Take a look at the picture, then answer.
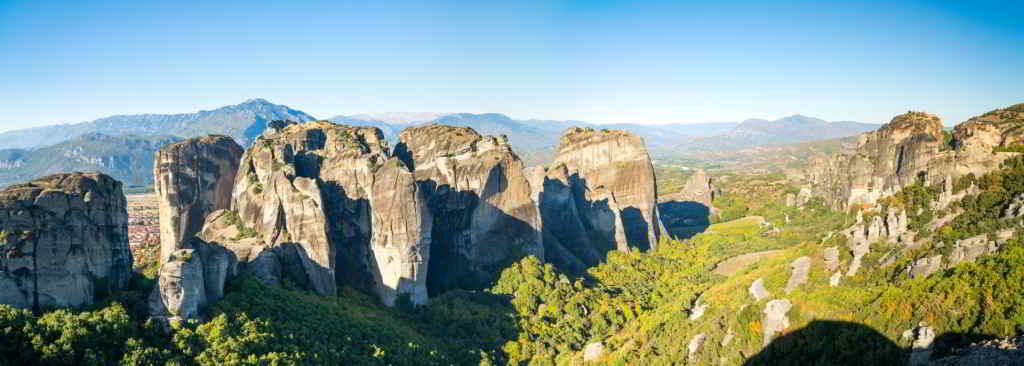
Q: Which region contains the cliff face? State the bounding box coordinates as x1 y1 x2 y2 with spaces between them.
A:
152 121 433 311
395 124 542 295
810 112 947 209
534 127 663 274
659 169 715 239
231 120 430 299
810 105 1024 210
154 135 242 263
0 172 131 309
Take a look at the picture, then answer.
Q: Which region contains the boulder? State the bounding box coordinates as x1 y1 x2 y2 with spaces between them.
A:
785 256 811 293
829 272 842 287
395 125 542 294
688 298 708 321
763 299 793 346
688 333 707 360
583 341 604 362
535 127 663 274
154 135 242 263
749 278 770 301
823 246 840 272
0 172 131 309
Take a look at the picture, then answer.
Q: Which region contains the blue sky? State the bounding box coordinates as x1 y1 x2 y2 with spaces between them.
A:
0 0 1021 131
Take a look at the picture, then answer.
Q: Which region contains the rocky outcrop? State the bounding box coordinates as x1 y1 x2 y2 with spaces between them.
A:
908 255 944 278
688 333 707 360
784 256 810 293
155 135 242 263
583 342 605 362
232 121 396 296
149 248 206 322
949 234 1001 266
749 278 770 301
534 127 663 274
823 246 840 272
395 124 541 294
368 159 432 306
929 336 1024 365
843 208 910 275
659 169 714 239
0 172 131 309
149 120 436 308
810 112 947 209
903 323 936 366
763 299 793 346
810 105 1024 210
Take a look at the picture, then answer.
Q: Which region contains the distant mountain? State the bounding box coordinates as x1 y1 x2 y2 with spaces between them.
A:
682 115 877 152
0 133 181 188
330 113 738 164
0 99 315 150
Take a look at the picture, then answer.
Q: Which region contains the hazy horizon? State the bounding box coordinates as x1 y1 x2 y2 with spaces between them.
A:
1 1 1021 132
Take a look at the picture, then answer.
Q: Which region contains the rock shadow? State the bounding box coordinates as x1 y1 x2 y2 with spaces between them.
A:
317 180 376 293
538 173 659 276
744 320 905 366
417 178 542 297
657 200 711 239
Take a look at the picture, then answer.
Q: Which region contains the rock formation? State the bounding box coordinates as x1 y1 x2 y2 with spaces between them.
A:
823 246 840 272
368 158 432 306
810 105 1024 210
784 256 810 293
152 122 435 309
154 135 242 263
395 124 541 294
149 248 206 322
749 278 770 301
659 169 715 239
843 208 910 275
0 172 132 309
762 299 793 346
533 127 663 275
688 333 707 360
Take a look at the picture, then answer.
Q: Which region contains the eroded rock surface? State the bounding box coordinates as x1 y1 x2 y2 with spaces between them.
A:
810 105 1024 210
155 135 242 263
785 256 811 293
369 158 432 306
749 278 770 301
535 127 663 274
763 299 793 346
659 169 714 239
396 124 542 294
149 248 206 322
0 172 131 309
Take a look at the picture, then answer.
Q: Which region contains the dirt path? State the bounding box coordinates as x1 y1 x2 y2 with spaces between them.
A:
712 249 785 277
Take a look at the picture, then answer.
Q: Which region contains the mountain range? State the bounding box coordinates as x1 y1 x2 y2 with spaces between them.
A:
0 99 877 187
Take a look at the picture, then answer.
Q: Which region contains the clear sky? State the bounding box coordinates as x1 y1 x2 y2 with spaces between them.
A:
0 0 1021 131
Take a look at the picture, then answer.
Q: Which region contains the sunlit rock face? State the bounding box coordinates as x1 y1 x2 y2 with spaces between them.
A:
154 135 242 263
0 172 131 309
532 127 664 275
369 158 432 306
395 124 542 295
810 104 1024 210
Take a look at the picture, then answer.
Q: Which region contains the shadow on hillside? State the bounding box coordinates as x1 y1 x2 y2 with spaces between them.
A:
657 200 710 239
744 320 906 366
